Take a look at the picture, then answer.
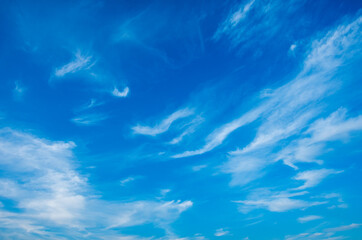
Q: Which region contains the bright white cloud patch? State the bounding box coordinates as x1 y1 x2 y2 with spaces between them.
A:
0 128 86 227
112 86 130 97
0 128 192 238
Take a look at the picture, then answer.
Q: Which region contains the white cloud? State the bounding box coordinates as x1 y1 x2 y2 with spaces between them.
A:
71 113 108 125
214 228 230 237
0 128 86 227
278 108 362 168
213 0 305 49
132 108 194 136
0 128 193 238
13 81 26 100
222 155 266 186
106 200 193 229
285 232 345 240
168 116 204 145
307 108 362 143
228 0 255 27
235 189 325 213
191 164 207 172
76 98 104 112
120 176 137 186
325 223 362 232
113 86 130 98
297 215 323 223
54 51 94 77
172 106 264 158
285 223 361 240
174 16 362 163
293 169 342 190
290 44 297 51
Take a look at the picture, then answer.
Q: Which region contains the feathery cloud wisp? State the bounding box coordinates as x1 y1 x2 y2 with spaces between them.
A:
293 169 342 190
54 51 94 78
214 228 230 237
174 15 362 170
0 128 193 238
71 113 108 125
297 215 323 223
235 189 325 213
132 108 193 136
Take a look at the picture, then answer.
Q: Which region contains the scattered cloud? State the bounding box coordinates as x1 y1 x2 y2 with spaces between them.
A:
120 176 138 186
293 169 342 190
175 15 362 163
289 44 298 56
71 113 108 125
13 81 26 100
325 223 362 232
235 189 325 213
168 115 204 145
76 98 104 112
214 228 230 237
191 164 208 172
112 86 130 98
132 108 193 136
297 215 323 223
54 51 95 78
285 232 344 240
278 108 362 168
286 223 361 240
172 106 264 158
0 128 193 238
213 0 306 49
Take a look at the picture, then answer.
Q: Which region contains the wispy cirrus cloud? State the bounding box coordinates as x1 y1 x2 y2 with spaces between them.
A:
132 108 194 136
277 108 362 168
54 51 95 78
285 223 361 240
214 228 230 237
285 232 345 240
173 16 362 193
235 189 325 213
0 128 192 239
71 113 108 126
297 215 323 223
213 0 306 49
293 169 342 190
325 223 362 232
168 115 204 145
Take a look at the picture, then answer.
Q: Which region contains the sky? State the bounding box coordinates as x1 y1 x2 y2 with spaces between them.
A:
0 0 362 239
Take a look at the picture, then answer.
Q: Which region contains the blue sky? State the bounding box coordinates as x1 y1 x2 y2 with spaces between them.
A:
0 0 362 239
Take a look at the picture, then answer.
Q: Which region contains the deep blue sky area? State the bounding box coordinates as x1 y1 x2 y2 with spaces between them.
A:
0 0 362 239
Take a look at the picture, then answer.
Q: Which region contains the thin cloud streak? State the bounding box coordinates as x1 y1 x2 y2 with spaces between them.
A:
54 51 95 78
173 16 362 165
297 215 323 223
0 128 193 238
132 108 194 136
71 113 108 126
